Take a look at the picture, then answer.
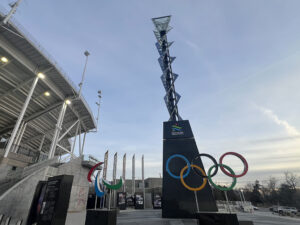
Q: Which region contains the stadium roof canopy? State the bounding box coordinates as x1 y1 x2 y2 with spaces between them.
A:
0 9 96 156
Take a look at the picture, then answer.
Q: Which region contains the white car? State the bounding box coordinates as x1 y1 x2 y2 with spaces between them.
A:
274 206 297 215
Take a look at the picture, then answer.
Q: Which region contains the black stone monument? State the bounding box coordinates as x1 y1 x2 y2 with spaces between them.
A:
27 175 74 225
162 120 217 218
85 209 117 225
196 212 239 225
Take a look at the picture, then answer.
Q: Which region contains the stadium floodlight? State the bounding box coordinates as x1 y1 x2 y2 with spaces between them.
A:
44 91 50 97
1 57 8 63
65 99 71 105
37 72 45 79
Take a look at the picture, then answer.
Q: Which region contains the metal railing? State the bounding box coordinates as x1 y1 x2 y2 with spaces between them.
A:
13 144 39 162
216 200 254 213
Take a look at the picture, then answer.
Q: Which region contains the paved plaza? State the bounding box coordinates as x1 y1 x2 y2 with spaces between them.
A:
117 209 300 225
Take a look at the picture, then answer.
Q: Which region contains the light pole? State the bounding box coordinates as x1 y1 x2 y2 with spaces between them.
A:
95 90 102 131
241 189 246 203
2 0 23 25
142 155 145 209
78 51 90 97
239 189 243 203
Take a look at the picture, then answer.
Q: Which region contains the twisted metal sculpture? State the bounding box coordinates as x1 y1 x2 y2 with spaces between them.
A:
152 16 182 121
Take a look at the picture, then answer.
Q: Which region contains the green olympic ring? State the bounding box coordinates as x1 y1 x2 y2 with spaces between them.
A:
207 163 237 191
103 177 123 190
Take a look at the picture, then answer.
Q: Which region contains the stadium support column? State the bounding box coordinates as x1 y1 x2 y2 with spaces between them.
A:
48 101 68 159
38 134 46 152
11 121 24 153
81 132 87 155
4 75 40 158
14 122 27 152
71 122 80 156
78 124 82 155
12 121 24 147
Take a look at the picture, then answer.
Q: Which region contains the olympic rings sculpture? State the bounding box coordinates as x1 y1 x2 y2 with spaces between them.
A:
87 162 124 197
166 152 248 192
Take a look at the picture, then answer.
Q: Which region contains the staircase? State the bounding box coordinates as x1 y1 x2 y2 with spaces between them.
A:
0 156 59 196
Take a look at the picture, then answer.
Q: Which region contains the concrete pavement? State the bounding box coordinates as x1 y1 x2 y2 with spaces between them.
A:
117 209 300 225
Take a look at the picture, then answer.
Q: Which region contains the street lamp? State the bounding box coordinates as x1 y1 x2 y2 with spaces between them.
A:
78 50 90 97
95 90 102 131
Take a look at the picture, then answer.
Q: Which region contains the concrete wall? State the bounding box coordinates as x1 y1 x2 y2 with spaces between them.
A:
145 193 152 209
56 156 90 225
0 156 93 225
117 178 162 195
0 166 49 224
0 157 59 195
0 150 33 167
145 178 162 189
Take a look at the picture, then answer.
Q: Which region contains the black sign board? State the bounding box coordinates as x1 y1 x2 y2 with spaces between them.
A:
153 194 162 209
134 193 144 209
117 192 126 210
28 175 73 225
39 178 61 223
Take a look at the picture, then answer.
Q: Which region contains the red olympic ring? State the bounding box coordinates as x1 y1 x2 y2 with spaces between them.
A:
219 152 248 178
87 162 103 182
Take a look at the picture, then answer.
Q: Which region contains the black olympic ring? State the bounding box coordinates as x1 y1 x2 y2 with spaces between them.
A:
191 153 218 178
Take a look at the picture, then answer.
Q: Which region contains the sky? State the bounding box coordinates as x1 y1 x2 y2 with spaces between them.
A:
2 0 300 187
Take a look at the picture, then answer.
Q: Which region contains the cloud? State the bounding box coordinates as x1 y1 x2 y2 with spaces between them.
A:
258 106 300 136
185 40 199 50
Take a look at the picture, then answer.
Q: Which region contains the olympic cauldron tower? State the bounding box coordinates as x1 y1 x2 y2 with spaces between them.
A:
152 16 218 218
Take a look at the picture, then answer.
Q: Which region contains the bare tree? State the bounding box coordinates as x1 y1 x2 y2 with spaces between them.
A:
284 171 298 190
267 177 277 191
245 182 253 192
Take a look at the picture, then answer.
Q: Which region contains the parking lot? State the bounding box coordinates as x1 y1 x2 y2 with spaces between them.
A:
237 211 300 225
117 209 300 225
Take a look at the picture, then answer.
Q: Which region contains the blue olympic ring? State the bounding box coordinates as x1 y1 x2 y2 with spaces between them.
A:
95 173 105 197
166 154 191 179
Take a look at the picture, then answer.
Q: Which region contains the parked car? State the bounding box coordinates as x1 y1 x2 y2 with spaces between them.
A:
284 207 297 215
273 206 297 216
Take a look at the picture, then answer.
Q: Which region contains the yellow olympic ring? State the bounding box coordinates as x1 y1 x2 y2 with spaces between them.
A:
180 164 208 191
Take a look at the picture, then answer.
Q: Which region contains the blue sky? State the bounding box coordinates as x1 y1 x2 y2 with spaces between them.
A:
2 0 300 186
